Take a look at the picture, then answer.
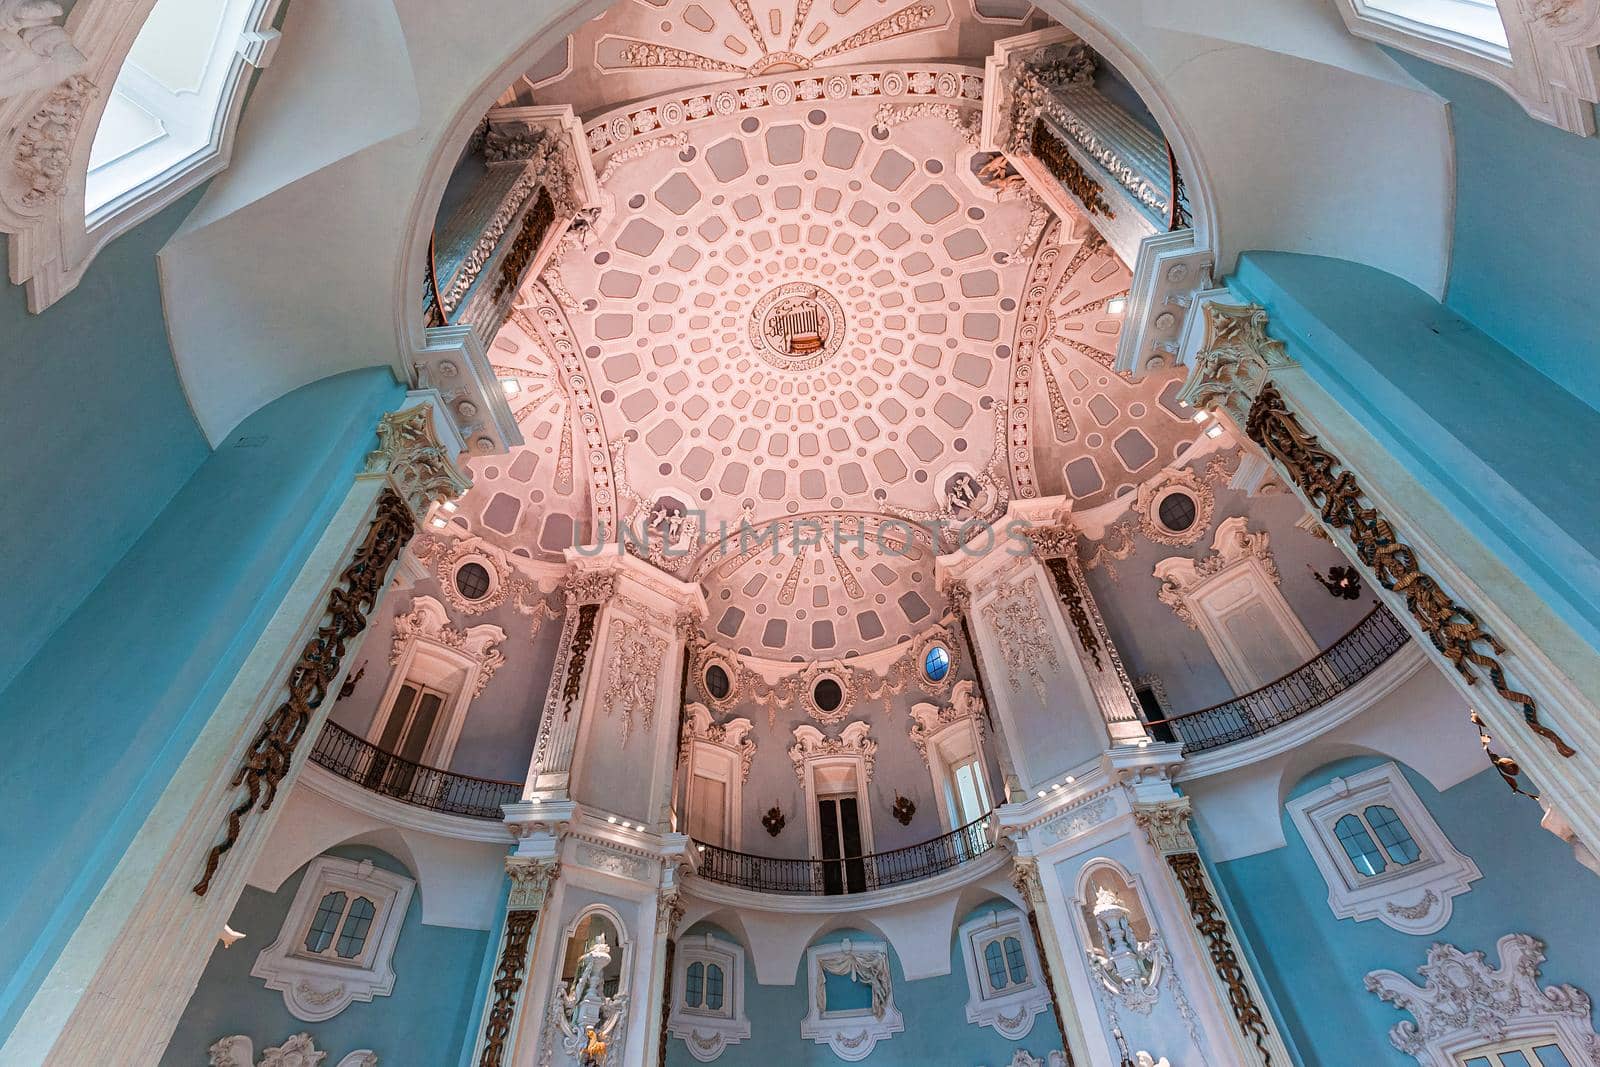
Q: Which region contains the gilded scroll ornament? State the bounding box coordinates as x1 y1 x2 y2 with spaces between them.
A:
1030 119 1114 219
1166 852 1275 1065
1244 381 1576 760
480 909 539 1067
194 489 415 895
562 603 599 720
1044 557 1104 671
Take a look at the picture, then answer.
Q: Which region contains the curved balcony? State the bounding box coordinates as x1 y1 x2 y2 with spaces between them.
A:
309 720 521 819
693 815 995 896
1145 603 1412 753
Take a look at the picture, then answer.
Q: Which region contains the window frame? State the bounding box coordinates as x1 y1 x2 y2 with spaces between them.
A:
1457 1036 1577 1067
678 703 754 851
250 855 415 1021
956 908 1049 1040
667 933 751 1062
1288 761 1480 934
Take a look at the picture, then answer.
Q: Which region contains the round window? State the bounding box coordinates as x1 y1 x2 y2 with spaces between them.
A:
813 677 844 713
923 644 951 682
1157 492 1198 533
705 663 731 701
455 562 491 600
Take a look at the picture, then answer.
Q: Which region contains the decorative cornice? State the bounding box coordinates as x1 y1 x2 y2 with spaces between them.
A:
907 679 986 768
790 721 877 784
391 595 507 698
365 403 472 523
680 703 756 782
1153 516 1278 629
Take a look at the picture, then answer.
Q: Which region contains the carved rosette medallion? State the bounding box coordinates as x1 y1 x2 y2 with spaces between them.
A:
749 282 845 371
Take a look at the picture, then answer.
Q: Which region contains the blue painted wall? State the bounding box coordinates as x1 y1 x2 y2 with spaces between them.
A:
0 365 402 1041
1228 251 1600 655
0 190 212 691
665 913 1063 1067
1212 759 1600 1066
1381 51 1600 413
161 846 487 1066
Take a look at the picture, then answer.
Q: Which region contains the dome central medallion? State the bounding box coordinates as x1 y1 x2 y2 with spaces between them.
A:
749 282 845 371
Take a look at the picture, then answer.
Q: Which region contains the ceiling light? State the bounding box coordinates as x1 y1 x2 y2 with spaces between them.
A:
607 815 617 824
1192 410 1210 423
1052 782 1063 791
500 377 521 396
429 516 448 528
1037 790 1047 799
1107 295 1127 315
441 500 457 512
1205 422 1225 438
1065 776 1075 784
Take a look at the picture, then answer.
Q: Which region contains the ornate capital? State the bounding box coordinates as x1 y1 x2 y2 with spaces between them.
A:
1132 798 1196 855
1010 856 1044 906
656 889 686 938
505 857 559 911
1023 522 1076 560
565 567 617 606
366 403 471 523
1176 302 1294 424
944 578 973 616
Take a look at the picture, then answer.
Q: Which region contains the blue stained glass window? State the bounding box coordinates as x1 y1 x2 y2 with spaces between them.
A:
685 961 704 1007
335 896 375 959
706 963 725 1010
1535 1044 1573 1067
1365 804 1421 865
984 940 1009 990
1003 936 1027 984
305 891 346 954
924 644 951 682
1334 814 1387 877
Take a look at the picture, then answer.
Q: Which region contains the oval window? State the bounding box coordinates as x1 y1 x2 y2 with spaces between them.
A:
705 663 731 700
455 562 492 600
923 644 951 682
1157 492 1197 533
813 677 844 713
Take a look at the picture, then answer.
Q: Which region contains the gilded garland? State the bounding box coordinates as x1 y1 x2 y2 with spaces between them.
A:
194 489 415 895
480 909 539 1067
1166 853 1275 1065
1244 381 1576 760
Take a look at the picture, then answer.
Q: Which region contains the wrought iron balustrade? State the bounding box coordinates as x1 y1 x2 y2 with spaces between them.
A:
310 719 521 819
693 815 994 895
1145 604 1411 753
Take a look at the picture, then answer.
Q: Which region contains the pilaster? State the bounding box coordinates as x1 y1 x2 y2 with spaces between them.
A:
471 858 561 1067
1179 298 1600 860
1130 795 1293 1067
937 497 1144 797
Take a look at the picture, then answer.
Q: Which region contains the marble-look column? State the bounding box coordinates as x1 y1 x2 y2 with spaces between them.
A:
3 394 473 1067
1178 299 1600 864
938 497 1149 799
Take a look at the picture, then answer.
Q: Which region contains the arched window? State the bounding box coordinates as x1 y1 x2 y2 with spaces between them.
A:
984 940 1009 990
1003 936 1027 985
1334 813 1387 877
79 0 284 250
704 963 725 1011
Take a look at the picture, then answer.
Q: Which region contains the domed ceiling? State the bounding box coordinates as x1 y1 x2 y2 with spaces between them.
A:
436 0 1208 663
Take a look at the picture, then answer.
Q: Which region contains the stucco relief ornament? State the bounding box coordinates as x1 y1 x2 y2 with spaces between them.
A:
680 702 757 781
365 404 472 522
977 1051 1069 1067
390 596 507 697
505 857 559 911
790 721 877 784
549 935 628 1067
10 73 93 210
1153 516 1279 629
1131 799 1196 854
601 617 667 742
208 1033 377 1067
0 0 83 97
981 578 1060 701
1365 934 1600 1065
907 679 986 768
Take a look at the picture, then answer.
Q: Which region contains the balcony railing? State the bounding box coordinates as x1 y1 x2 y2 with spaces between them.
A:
310 719 522 819
694 815 994 896
1145 604 1411 753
